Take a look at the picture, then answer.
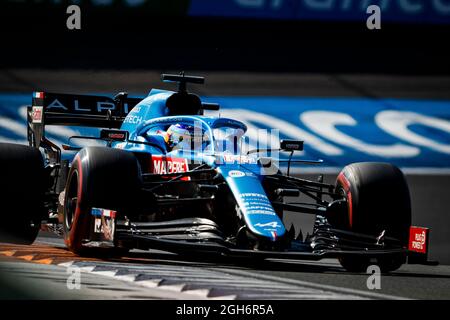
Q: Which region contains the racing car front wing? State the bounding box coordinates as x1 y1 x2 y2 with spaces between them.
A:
110 218 435 265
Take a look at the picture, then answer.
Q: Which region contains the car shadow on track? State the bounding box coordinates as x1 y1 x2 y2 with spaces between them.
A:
32 235 449 280
95 250 349 274
95 250 450 280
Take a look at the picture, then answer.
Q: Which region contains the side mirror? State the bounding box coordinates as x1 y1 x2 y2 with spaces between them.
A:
62 144 82 151
201 102 220 111
100 129 128 142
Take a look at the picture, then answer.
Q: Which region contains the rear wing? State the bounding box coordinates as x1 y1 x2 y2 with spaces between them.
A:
27 91 143 148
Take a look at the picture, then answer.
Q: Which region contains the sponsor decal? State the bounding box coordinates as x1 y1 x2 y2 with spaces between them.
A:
46 99 116 113
255 221 281 235
100 129 128 141
47 99 68 110
408 226 429 254
33 92 44 99
240 193 277 215
228 170 245 178
254 221 280 228
94 218 103 233
91 208 116 241
108 133 125 139
151 155 189 174
31 106 43 123
124 115 143 124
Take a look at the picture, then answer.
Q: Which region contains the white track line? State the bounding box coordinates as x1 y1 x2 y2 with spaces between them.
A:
54 260 377 300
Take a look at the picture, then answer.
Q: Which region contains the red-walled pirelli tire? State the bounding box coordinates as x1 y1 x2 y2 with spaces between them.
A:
335 162 411 273
0 143 45 244
63 147 142 255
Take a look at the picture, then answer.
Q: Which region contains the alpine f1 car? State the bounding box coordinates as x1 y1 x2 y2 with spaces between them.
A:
0 73 433 272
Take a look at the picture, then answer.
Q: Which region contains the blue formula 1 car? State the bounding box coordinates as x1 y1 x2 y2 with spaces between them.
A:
0 73 433 272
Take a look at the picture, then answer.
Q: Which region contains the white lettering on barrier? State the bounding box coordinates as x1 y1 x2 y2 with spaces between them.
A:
3 101 450 163
222 109 343 156
300 111 420 157
376 111 450 155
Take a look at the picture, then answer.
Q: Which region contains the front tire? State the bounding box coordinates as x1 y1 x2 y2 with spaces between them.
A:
63 147 141 254
335 162 411 273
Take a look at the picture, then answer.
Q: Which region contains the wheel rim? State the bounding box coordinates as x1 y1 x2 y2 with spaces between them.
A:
65 170 79 231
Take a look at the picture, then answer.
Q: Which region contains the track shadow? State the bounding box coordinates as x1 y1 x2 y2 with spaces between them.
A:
92 250 450 280
99 250 345 274
29 236 450 280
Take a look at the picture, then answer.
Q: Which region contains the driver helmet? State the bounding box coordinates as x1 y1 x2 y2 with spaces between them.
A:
167 123 195 150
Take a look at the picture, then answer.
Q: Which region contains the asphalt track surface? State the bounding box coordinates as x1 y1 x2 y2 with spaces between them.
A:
1 232 450 300
0 70 449 299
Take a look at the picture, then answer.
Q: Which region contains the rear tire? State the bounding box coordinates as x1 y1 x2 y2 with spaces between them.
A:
334 162 411 273
63 147 141 255
0 143 45 244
